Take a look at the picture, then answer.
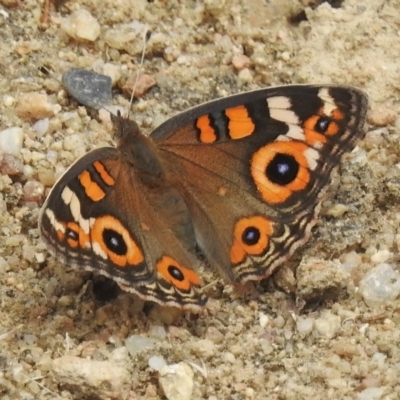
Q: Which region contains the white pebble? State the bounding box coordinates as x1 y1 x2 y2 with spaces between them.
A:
63 134 85 152
222 352 236 364
148 325 167 340
3 95 15 107
370 250 391 264
32 118 49 137
23 164 34 178
61 9 100 42
125 335 156 357
0 127 24 155
359 263 400 308
238 68 253 83
259 313 269 328
148 355 167 371
111 346 129 362
296 317 314 336
159 362 194 400
371 352 386 367
315 312 341 339
357 387 384 400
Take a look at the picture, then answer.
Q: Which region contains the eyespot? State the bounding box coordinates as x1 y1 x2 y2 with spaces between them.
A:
230 216 273 264
102 228 127 255
251 141 315 204
156 256 200 291
266 153 299 186
315 116 330 133
91 215 144 267
61 221 90 249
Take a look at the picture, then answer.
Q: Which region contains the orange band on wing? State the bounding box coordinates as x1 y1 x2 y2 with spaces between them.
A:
251 141 311 204
325 121 340 136
93 161 115 186
230 216 273 264
225 105 255 139
157 256 200 291
332 108 344 121
196 115 217 143
79 170 106 202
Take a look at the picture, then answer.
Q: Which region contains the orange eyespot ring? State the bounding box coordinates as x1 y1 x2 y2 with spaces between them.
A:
91 215 144 267
230 216 273 264
251 141 312 204
157 256 200 291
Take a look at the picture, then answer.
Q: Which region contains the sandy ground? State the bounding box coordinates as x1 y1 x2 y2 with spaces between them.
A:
0 0 400 399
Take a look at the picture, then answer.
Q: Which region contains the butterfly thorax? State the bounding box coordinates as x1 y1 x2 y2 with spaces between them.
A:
113 116 166 188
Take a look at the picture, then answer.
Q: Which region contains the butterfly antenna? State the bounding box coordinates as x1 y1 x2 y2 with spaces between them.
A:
127 29 152 119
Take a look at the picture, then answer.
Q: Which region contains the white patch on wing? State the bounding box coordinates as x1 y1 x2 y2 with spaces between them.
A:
92 242 108 259
267 96 292 110
304 147 319 170
61 186 90 234
45 209 65 233
269 108 300 125
318 88 336 116
285 124 305 140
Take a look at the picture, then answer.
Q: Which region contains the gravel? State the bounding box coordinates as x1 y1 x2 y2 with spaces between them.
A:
0 0 400 399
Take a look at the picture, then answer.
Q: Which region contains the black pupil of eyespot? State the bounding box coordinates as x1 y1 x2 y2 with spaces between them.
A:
266 153 299 185
168 265 184 281
316 116 330 133
66 228 78 241
103 229 127 255
242 226 260 246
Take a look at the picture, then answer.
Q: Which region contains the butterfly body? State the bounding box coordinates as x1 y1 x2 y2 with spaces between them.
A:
39 85 368 310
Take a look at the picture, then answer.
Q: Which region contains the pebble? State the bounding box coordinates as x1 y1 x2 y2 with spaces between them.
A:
359 263 400 307
0 154 24 175
367 106 397 126
125 335 156 357
297 258 348 301
205 326 224 344
23 180 45 203
102 63 121 85
104 26 136 50
122 73 157 98
222 352 236 364
190 339 216 359
37 168 56 187
258 313 270 328
62 68 112 109
148 324 167 340
0 127 24 155
357 387 384 400
237 68 253 83
232 54 251 70
63 134 85 152
148 355 167 371
16 93 57 121
159 362 194 400
52 356 131 399
314 312 341 339
32 118 49 137
370 250 391 264
296 316 314 336
61 9 100 42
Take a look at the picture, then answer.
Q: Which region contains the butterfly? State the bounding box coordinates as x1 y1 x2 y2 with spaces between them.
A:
39 85 368 311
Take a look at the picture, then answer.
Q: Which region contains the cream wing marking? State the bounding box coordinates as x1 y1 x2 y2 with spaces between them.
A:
61 186 90 235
